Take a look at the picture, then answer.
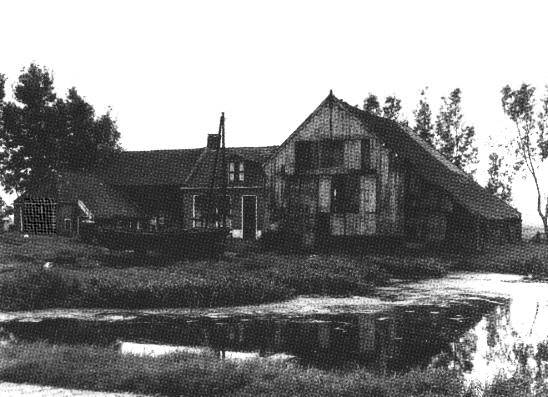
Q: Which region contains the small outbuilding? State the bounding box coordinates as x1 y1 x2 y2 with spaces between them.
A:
14 171 139 236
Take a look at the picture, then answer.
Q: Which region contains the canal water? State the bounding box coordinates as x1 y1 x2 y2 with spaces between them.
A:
1 272 548 389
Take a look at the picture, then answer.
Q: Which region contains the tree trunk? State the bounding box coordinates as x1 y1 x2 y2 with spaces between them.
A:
544 198 548 237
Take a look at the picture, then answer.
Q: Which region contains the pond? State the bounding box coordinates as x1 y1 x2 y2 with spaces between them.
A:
1 272 548 389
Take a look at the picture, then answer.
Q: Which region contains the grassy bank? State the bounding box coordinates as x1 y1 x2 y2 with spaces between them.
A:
0 233 449 311
0 342 467 397
459 242 548 277
1 232 547 311
1 342 541 396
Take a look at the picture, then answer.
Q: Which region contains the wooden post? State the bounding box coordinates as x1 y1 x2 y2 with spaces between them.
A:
19 206 23 232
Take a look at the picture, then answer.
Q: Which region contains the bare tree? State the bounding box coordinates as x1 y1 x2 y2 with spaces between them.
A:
501 83 548 234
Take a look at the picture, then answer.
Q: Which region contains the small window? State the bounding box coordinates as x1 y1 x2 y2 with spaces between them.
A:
228 161 244 183
64 218 72 232
239 162 245 182
229 162 235 182
331 175 359 214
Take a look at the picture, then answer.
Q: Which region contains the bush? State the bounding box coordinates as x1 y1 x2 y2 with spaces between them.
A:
0 268 80 310
372 256 448 279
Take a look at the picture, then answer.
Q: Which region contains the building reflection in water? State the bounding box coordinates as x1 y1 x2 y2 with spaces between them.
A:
5 292 548 391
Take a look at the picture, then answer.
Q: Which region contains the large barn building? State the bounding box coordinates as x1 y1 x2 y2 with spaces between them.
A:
14 92 521 250
263 92 521 250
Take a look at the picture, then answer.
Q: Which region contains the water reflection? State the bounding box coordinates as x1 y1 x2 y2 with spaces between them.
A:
4 275 548 390
443 299 548 394
0 298 502 372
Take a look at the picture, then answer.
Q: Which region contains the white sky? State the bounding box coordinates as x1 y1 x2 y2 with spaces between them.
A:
1 0 547 226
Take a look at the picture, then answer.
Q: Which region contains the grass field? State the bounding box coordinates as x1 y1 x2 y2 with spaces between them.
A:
0 233 448 311
1 232 547 311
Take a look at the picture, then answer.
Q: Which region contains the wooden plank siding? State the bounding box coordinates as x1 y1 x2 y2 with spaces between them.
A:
265 94 521 250
264 96 406 246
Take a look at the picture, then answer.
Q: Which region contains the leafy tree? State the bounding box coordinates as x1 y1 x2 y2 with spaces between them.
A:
363 94 382 116
0 64 59 192
56 88 121 171
413 88 434 145
434 88 478 173
383 95 409 128
382 96 402 121
364 93 408 127
501 83 548 234
0 194 11 218
0 64 121 193
486 149 514 204
0 73 5 103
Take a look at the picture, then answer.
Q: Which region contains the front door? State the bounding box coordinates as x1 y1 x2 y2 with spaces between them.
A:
242 195 257 240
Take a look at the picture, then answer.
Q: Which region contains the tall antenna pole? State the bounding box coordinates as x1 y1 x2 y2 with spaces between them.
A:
207 113 226 228
220 113 227 228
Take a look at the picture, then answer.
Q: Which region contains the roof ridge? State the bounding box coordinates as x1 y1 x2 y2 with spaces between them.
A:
266 92 335 162
333 96 471 178
119 146 278 155
120 148 204 154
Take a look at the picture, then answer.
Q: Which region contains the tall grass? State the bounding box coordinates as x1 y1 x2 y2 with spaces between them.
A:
0 342 467 397
459 242 548 277
0 233 453 311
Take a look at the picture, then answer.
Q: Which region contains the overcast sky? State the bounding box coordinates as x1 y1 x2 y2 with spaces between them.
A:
1 0 548 225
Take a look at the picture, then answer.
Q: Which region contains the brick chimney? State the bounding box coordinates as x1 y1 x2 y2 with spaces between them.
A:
207 134 220 150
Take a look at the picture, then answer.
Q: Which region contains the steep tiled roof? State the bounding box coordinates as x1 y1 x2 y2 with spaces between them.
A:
16 171 139 219
99 146 277 187
332 95 521 220
99 149 204 186
185 146 278 188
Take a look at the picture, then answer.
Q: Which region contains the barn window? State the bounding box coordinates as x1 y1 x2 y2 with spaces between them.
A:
331 175 359 213
296 140 345 171
319 140 344 168
361 139 371 170
295 141 317 171
229 161 245 183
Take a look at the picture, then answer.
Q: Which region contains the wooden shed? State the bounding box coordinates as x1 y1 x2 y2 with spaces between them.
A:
14 171 140 236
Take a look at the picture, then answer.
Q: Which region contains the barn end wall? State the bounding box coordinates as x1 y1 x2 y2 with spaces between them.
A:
264 98 405 247
264 97 521 251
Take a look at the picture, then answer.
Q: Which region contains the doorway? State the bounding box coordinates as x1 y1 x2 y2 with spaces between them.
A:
242 195 257 240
